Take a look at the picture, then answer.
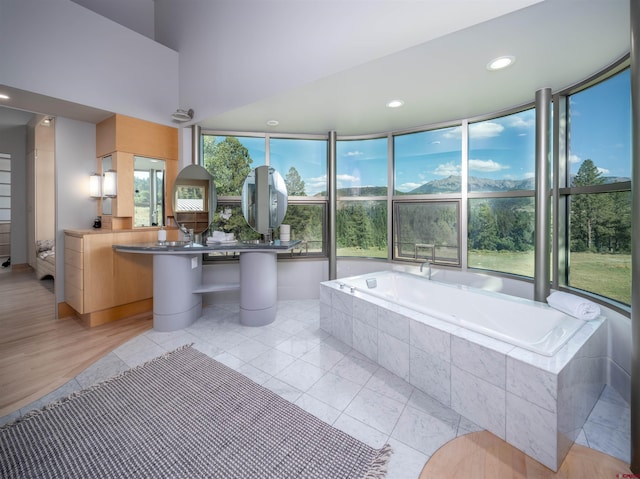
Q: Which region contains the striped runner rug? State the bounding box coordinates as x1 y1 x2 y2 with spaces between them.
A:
1 345 392 478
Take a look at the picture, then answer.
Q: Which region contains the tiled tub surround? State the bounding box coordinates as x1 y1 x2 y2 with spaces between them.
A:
320 276 607 471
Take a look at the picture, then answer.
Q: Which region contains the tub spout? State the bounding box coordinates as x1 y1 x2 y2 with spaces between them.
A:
420 260 432 280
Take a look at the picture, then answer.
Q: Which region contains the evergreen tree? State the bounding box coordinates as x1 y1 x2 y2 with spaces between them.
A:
285 167 306 196
203 136 253 196
570 159 605 252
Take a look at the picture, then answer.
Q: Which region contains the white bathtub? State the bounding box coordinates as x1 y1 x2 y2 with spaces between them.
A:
340 270 585 356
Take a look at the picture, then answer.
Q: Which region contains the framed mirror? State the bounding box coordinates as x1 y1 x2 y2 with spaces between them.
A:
134 156 165 227
172 164 217 234
241 165 287 235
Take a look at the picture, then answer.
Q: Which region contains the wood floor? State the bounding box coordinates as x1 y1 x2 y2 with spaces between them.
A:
0 267 152 417
420 431 632 479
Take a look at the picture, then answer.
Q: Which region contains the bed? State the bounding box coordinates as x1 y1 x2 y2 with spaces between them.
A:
35 239 55 280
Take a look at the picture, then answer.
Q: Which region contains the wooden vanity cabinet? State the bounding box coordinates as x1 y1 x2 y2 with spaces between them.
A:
64 229 160 327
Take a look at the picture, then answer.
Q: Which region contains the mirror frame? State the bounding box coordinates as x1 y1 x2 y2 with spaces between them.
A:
241 165 288 235
172 164 217 235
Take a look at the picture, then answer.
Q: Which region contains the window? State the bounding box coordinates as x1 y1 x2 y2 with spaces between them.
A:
202 134 328 257
467 109 536 277
394 201 459 264
337 138 387 257
468 109 535 192
467 197 534 277
394 127 462 194
565 68 631 305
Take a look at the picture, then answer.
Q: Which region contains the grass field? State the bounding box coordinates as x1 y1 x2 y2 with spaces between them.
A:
339 247 631 305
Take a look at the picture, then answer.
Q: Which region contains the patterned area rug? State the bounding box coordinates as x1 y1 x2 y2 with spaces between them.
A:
1 345 392 478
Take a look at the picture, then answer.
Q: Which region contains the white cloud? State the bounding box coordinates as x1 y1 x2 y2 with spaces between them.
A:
442 126 462 139
469 122 504 138
523 171 535 179
344 150 363 157
469 159 510 172
337 173 359 183
508 116 534 129
597 167 610 175
433 162 461 176
569 154 581 164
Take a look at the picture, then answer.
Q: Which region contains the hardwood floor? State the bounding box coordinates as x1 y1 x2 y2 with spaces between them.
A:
0 267 151 417
420 431 632 479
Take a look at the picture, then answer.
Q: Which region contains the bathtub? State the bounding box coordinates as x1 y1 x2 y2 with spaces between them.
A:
320 270 606 471
339 270 584 356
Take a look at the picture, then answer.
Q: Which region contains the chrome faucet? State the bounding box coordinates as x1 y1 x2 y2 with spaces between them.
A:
420 259 432 280
179 224 193 245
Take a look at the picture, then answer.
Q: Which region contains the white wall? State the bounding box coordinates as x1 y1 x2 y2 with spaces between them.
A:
54 117 97 305
0 0 179 127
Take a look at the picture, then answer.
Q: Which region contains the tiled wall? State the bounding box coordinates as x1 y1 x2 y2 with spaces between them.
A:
320 280 607 471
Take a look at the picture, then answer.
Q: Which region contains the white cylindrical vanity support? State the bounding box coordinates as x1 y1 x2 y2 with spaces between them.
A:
153 254 202 331
240 251 277 326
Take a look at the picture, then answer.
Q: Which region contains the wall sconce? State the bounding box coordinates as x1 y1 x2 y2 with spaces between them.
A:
103 169 117 197
89 173 102 198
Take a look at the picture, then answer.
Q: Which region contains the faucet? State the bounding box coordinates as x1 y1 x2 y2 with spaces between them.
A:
420 259 432 280
179 224 193 245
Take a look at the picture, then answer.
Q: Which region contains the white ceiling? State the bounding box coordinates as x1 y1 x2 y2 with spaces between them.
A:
0 0 631 136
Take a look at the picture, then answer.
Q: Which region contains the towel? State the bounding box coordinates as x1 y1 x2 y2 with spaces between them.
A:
546 291 601 320
207 231 226 243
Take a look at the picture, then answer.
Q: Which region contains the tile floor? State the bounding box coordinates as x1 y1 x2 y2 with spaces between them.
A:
1 299 631 478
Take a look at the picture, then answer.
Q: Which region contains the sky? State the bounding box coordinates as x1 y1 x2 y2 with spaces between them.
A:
236 68 631 196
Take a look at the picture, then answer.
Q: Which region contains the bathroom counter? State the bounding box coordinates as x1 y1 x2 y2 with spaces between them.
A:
113 239 300 254
113 240 301 331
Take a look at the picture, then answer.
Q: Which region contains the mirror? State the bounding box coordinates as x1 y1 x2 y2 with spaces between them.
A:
241 166 288 235
134 156 165 227
172 164 217 234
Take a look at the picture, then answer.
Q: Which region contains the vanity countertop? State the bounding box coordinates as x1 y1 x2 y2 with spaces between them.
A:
113 239 301 254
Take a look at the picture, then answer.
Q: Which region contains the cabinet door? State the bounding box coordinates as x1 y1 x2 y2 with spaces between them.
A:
64 235 84 313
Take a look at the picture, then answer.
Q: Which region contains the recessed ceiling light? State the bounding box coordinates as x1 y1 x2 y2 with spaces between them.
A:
266 120 279 126
0 93 9 100
386 100 404 108
487 56 515 71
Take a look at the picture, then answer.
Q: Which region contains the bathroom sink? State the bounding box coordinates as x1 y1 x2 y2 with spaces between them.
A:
157 240 190 247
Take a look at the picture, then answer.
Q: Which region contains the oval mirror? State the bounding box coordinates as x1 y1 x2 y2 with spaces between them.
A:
172 164 217 235
241 166 288 235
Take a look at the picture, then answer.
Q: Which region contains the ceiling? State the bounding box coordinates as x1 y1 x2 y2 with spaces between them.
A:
0 0 631 136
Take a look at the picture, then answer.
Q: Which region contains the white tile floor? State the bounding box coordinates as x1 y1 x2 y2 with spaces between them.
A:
1 299 631 478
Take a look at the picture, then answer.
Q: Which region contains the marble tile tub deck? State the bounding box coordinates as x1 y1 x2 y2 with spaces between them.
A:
1 300 630 478
320 280 609 472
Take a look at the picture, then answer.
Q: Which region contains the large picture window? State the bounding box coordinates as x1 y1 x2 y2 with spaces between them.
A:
565 68 631 305
337 138 388 257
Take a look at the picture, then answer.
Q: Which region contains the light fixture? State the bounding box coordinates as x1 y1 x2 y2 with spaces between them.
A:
89 173 102 198
487 55 515 71
0 93 9 100
266 119 279 127
171 108 194 122
386 99 404 108
103 170 117 197
40 117 53 127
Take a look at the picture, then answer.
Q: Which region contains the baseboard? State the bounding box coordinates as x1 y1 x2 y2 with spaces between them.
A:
11 263 31 272
78 299 154 328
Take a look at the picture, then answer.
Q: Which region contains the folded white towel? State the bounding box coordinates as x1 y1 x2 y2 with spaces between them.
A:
207 231 226 242
546 291 601 320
